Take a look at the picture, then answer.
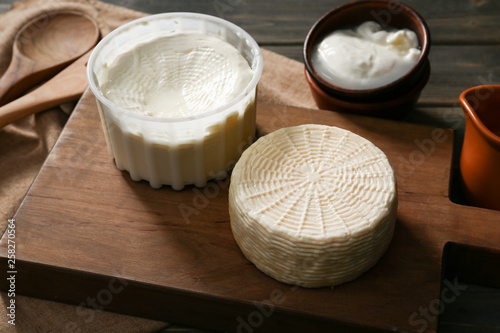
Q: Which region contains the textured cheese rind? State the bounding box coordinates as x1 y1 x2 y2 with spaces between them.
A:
229 124 397 288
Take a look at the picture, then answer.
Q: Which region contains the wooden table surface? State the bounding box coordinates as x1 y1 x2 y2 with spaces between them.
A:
1 0 499 332
94 0 500 209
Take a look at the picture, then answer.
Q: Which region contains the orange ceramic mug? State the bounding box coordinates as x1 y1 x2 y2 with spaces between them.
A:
460 85 500 211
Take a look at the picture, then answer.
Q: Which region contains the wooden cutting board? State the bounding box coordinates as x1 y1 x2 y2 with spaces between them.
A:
1 92 500 333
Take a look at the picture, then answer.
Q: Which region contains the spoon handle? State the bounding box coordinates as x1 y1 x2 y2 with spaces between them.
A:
0 51 91 129
0 52 72 107
0 53 36 106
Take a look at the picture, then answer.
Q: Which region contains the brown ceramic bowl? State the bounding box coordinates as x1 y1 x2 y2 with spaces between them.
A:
305 61 430 119
459 85 500 211
303 0 431 118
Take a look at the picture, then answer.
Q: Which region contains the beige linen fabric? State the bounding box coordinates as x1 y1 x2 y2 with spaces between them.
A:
0 0 315 331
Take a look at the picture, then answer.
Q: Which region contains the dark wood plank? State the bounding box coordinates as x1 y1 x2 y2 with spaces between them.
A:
438 283 500 333
438 243 500 333
103 0 500 45
3 0 500 44
1 92 500 333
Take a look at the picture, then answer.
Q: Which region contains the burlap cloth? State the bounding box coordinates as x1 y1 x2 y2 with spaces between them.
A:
0 0 316 331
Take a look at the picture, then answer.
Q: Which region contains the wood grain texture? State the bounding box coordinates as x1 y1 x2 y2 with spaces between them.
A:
0 11 99 105
87 0 500 44
3 0 500 45
0 50 91 128
438 243 500 332
0 92 499 333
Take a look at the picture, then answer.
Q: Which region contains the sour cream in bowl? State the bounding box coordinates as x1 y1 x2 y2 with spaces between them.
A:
311 21 421 90
303 0 430 118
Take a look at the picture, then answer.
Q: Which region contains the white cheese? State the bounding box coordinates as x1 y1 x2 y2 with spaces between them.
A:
229 124 398 287
95 32 257 189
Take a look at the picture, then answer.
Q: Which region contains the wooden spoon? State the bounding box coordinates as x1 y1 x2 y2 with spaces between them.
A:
0 50 92 129
0 11 99 106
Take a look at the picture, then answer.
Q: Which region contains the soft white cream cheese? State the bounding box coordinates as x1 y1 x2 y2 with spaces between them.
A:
101 33 253 117
94 31 258 190
311 21 421 89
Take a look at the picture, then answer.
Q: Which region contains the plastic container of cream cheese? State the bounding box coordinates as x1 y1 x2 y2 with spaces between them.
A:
87 13 263 190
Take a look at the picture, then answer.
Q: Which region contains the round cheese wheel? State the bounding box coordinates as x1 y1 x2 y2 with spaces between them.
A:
229 124 397 288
